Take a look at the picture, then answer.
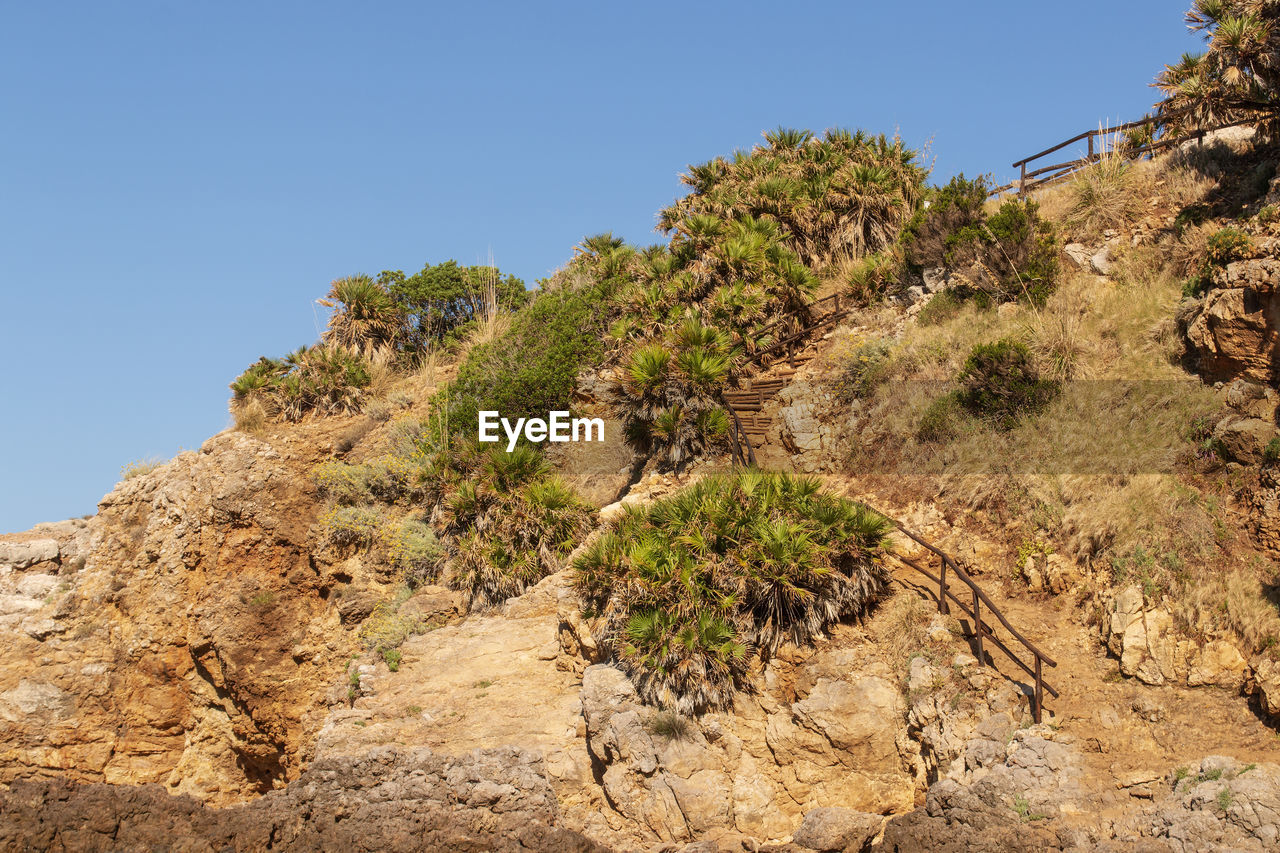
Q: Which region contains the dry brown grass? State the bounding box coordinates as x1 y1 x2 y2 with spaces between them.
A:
1178 566 1280 654
1061 145 1146 241
868 590 954 669
232 397 269 435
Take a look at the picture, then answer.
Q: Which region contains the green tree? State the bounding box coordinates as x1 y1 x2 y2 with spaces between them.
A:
383 261 527 348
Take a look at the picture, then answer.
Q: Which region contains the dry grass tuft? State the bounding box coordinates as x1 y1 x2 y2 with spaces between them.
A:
1178 567 1280 653
233 397 270 435
1062 144 1145 241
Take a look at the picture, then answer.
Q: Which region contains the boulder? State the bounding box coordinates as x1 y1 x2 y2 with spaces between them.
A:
792 806 882 852
1063 243 1091 269
1212 416 1277 465
1187 640 1248 690
0 539 59 570
922 268 948 293
1090 244 1115 276
1225 378 1279 421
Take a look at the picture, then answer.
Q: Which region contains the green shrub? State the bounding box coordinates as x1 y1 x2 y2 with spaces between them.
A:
905 176 1057 305
917 392 966 442
955 340 1058 430
1185 227 1255 297
837 339 894 400
365 455 425 503
902 174 989 271
322 506 383 548
386 519 444 586
916 289 966 326
1205 227 1253 267
312 461 373 505
382 648 402 672
446 276 617 437
573 470 892 713
381 261 527 349
1264 436 1280 465
358 597 421 651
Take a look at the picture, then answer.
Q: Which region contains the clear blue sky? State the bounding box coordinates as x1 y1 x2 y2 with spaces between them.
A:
0 1 1199 532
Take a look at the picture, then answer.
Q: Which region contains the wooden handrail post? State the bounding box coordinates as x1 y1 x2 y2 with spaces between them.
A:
1034 656 1043 724
1019 162 1027 197
938 558 949 615
1087 134 1094 159
973 587 984 665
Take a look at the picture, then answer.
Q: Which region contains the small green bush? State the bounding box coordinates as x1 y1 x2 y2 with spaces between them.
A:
382 648 402 672
322 506 383 548
386 519 444 586
1264 436 1280 465
902 174 989 271
916 289 966 326
903 176 1058 305
837 339 894 400
1185 227 1255 297
312 461 373 505
382 260 528 349
359 598 421 651
955 340 1058 430
917 392 965 442
446 277 617 437
1205 227 1254 267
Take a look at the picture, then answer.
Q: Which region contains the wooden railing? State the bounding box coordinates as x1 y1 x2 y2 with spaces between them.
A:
723 397 757 468
884 519 1058 723
749 291 845 366
991 109 1258 198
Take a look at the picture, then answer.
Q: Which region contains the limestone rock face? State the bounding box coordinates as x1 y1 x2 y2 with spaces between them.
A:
1179 257 1280 385
1248 463 1280 553
881 728 1082 852
578 645 915 846
0 746 608 853
1103 587 1191 686
0 430 373 804
1187 640 1248 690
1250 655 1280 720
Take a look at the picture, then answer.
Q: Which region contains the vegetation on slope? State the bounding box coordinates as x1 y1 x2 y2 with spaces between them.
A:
610 129 928 467
573 471 892 712
1157 0 1280 138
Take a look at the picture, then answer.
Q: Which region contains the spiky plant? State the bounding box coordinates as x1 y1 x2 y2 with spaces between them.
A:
321 274 405 360
572 470 893 713
1156 1 1280 138
428 441 593 610
614 319 733 468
